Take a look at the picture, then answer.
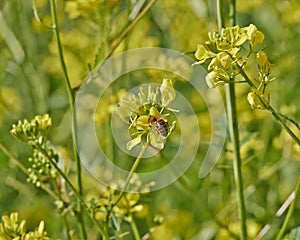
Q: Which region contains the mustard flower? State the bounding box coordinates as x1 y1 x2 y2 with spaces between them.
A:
245 24 265 48
10 115 59 187
0 212 51 240
247 90 269 110
116 79 177 150
205 69 230 88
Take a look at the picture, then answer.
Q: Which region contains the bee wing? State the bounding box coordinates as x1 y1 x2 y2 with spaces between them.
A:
149 126 166 150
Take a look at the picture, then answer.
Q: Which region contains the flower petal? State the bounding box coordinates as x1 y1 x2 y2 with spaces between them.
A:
160 78 176 106
126 135 142 150
195 44 216 64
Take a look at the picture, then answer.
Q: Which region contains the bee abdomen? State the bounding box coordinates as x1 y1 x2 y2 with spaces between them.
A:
155 119 168 137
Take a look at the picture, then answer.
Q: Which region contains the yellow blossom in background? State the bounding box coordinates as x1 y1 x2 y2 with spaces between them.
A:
0 212 51 240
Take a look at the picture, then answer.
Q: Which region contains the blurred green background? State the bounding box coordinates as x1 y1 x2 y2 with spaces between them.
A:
1 0 300 239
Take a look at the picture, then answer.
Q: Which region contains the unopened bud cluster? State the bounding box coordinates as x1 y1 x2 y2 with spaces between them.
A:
10 114 58 187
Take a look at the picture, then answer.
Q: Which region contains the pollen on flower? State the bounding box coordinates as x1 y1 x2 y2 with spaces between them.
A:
115 79 178 150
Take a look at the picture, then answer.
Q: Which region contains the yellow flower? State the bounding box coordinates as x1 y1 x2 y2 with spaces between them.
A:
247 90 268 110
205 69 230 88
245 24 265 48
35 114 52 132
116 79 177 150
194 44 216 64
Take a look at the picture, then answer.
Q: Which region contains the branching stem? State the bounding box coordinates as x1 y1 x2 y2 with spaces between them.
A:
37 145 110 239
234 58 300 146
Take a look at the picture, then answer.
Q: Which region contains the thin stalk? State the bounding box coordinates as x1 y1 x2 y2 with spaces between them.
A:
275 176 300 240
114 142 148 206
37 146 110 239
217 0 247 239
128 214 140 240
49 0 74 104
104 0 157 59
235 60 300 146
57 177 72 240
226 78 248 240
49 0 86 238
0 142 58 200
106 143 149 232
62 213 72 240
268 105 300 146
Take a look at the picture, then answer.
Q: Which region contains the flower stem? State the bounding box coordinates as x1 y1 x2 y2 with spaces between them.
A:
128 213 140 240
226 77 248 240
275 176 300 240
267 105 300 146
49 0 86 238
37 146 110 239
106 142 149 233
0 142 58 199
235 59 300 146
116 142 148 204
217 0 247 239
104 0 157 59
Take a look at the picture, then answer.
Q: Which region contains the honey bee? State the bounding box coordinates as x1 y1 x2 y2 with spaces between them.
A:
148 116 168 137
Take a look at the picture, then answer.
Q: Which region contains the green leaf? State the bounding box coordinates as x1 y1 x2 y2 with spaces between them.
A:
111 212 121 231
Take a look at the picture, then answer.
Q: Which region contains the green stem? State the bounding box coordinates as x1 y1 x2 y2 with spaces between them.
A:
104 0 157 59
38 146 110 239
49 0 86 238
226 78 248 240
275 176 300 240
116 142 148 205
128 214 140 240
62 212 72 240
235 61 300 146
216 0 225 29
217 0 247 239
106 143 149 232
268 106 300 146
49 0 74 104
0 142 58 200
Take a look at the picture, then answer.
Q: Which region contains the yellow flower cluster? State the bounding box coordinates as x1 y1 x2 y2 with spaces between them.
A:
194 24 274 110
0 212 51 240
10 114 58 187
